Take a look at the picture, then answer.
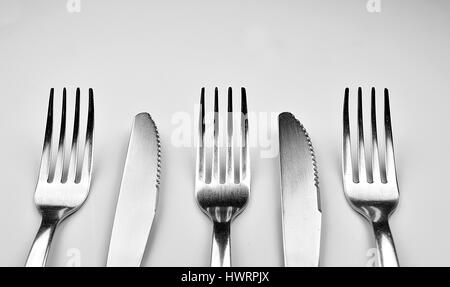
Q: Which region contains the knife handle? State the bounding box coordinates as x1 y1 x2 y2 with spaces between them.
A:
372 220 400 267
211 222 231 267
25 216 59 267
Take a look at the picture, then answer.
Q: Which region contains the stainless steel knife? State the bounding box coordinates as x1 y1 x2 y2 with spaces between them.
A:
278 112 321 267
107 113 161 267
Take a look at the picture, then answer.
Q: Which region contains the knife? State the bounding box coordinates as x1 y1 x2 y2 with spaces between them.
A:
278 112 321 267
107 113 161 267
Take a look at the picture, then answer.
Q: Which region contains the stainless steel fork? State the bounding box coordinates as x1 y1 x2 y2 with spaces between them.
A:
25 88 94 267
342 87 400 267
195 87 250 267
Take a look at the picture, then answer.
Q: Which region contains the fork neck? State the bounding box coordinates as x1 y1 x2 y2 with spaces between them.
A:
211 221 232 267
25 210 64 267
362 205 392 223
371 220 399 267
39 206 71 222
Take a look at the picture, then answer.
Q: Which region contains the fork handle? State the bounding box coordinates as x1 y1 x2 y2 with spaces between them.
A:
211 222 232 267
25 217 59 267
372 220 399 267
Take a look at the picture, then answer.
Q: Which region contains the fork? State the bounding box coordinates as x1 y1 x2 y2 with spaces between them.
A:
195 87 250 267
342 87 400 267
25 88 94 267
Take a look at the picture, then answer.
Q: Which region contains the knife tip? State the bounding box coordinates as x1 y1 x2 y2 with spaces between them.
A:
135 112 152 120
279 112 294 120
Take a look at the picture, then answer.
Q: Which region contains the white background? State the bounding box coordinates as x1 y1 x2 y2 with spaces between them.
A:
0 0 449 267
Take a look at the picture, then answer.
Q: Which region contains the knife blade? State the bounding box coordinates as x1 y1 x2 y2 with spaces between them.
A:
107 113 161 267
278 112 321 267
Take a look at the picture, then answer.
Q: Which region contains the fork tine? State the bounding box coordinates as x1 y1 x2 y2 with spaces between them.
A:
371 88 381 183
357 87 367 183
226 87 234 183
53 88 67 182
39 89 55 182
80 89 94 183
240 87 249 181
196 88 206 181
212 88 220 183
342 88 353 183
67 88 81 182
384 89 397 184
